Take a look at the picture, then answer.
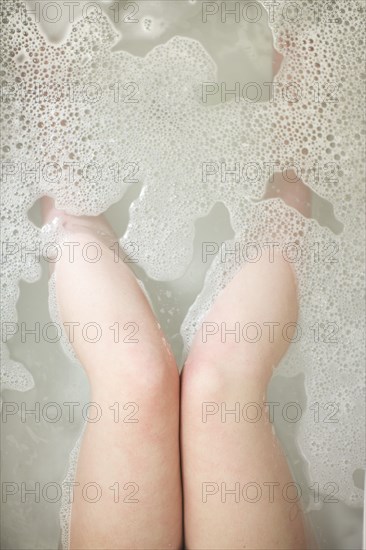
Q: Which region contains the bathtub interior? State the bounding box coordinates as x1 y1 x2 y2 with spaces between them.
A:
1 1 365 549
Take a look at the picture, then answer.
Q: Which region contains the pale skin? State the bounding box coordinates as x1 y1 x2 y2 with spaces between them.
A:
41 49 310 550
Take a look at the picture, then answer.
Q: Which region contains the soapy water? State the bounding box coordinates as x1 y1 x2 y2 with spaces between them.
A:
0 0 365 548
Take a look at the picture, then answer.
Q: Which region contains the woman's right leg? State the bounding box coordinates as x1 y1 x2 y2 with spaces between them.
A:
181 251 307 550
42 199 182 549
180 161 311 549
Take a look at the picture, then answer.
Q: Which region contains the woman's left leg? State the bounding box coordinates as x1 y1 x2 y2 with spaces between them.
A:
42 198 183 549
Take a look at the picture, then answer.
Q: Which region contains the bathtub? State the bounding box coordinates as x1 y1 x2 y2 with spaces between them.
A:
1 1 364 548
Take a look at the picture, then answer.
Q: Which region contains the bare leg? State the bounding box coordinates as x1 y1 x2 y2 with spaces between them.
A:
181 119 311 549
42 198 182 549
181 251 306 549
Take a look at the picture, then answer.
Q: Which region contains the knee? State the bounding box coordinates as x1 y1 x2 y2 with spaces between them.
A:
129 356 180 403
182 354 271 400
90 352 180 408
